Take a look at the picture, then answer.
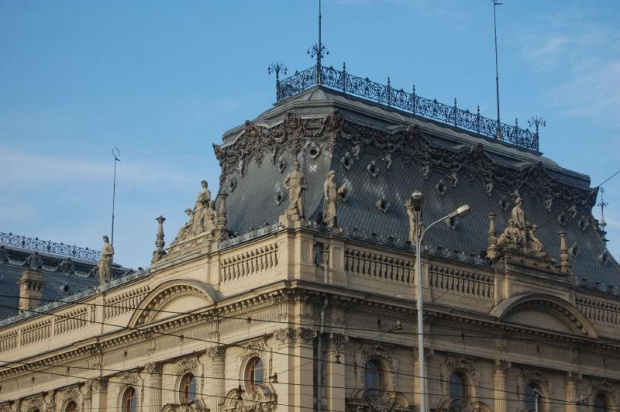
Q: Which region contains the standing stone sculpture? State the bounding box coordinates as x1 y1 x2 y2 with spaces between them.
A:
510 197 527 239
323 171 346 228
283 161 307 221
405 199 424 244
98 235 114 284
189 180 218 237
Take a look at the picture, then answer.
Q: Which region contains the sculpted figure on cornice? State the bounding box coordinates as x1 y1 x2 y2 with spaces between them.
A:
494 198 546 259
323 170 347 228
174 180 218 243
283 161 307 222
98 235 114 284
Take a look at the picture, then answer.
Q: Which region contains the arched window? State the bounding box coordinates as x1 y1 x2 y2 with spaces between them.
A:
65 401 78 412
122 387 138 412
525 384 543 412
594 394 608 412
180 373 197 404
450 372 467 402
364 360 383 394
246 357 264 394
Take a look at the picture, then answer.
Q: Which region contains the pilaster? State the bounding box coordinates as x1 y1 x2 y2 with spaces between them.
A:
493 360 511 412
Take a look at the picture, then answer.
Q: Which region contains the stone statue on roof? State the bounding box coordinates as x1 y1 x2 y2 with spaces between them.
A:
191 181 217 237
177 208 195 241
283 161 307 220
495 199 547 258
405 199 424 244
323 170 347 228
195 180 211 211
98 235 114 284
510 197 527 239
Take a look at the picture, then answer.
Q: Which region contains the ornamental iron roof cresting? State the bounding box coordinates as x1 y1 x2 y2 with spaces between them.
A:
277 64 540 152
0 232 101 262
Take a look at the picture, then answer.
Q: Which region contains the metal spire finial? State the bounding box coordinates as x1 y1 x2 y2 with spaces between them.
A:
111 146 121 246
528 115 546 136
307 0 328 85
492 0 503 139
268 62 288 101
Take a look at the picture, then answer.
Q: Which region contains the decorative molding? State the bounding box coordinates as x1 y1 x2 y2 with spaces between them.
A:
206 346 226 362
326 332 349 349
274 327 317 345
175 357 199 375
213 111 593 208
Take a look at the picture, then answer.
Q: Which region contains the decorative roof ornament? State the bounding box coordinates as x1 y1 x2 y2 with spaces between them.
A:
268 62 287 101
488 198 548 262
151 216 167 264
597 187 608 242
558 231 571 274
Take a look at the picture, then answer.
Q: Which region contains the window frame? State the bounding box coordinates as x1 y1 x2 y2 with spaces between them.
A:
180 373 197 404
65 401 78 412
245 356 265 395
122 386 138 412
364 359 384 394
525 383 544 412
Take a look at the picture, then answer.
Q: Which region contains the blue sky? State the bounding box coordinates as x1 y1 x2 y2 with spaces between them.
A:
1 0 619 269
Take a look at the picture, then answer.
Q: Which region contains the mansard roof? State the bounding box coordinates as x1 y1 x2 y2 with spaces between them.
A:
0 236 130 320
213 86 620 293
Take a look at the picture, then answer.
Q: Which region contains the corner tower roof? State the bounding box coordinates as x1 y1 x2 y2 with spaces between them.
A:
212 81 618 294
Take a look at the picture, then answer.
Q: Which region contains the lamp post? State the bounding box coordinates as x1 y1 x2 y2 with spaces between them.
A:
411 191 470 412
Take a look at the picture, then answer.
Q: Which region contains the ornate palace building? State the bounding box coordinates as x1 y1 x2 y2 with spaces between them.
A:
1 62 620 412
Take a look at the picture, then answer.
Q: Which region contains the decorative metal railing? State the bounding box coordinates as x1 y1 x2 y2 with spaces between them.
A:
278 64 539 151
0 232 100 261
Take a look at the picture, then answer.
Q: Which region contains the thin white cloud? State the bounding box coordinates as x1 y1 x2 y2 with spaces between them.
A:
0 148 196 189
518 8 620 128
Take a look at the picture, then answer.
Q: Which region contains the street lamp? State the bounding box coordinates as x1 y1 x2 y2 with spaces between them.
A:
412 191 470 412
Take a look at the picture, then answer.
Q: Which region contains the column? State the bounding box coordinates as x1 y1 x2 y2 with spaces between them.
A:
145 363 162 412
493 360 510 412
565 372 577 412
326 333 348 412
206 346 226 412
87 379 108 412
274 327 317 412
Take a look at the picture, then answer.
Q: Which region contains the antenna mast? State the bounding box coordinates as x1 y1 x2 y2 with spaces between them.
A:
111 147 121 246
492 0 503 139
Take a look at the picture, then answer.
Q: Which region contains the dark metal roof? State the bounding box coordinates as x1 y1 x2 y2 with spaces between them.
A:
0 245 128 320
217 87 619 294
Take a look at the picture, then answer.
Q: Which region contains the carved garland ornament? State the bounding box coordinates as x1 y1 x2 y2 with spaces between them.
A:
175 357 199 375
274 327 318 345
213 111 595 208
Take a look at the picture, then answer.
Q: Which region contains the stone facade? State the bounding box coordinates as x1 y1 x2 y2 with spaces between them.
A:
1 86 619 412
